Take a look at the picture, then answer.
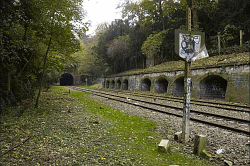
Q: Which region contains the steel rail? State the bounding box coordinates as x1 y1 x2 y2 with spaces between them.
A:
69 87 250 136
103 89 250 113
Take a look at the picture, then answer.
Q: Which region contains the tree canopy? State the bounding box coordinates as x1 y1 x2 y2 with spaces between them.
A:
84 0 249 76
0 0 87 110
1 0 250 110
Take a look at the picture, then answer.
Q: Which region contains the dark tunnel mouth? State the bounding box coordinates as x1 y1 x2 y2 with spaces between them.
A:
173 77 184 96
110 80 115 89
106 81 110 88
60 73 73 86
199 75 227 99
155 78 168 93
122 79 128 90
116 80 121 89
141 78 151 91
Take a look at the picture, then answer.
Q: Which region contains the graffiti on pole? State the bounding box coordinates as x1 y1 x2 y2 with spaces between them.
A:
186 77 191 117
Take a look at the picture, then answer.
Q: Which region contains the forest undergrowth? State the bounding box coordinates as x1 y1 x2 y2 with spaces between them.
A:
0 86 213 165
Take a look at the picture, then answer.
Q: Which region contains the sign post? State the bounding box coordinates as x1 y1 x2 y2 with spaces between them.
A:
183 62 191 143
218 32 221 55
183 7 192 143
174 6 208 143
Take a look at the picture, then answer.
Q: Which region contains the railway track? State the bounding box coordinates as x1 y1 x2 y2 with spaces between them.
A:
103 89 250 113
68 86 250 136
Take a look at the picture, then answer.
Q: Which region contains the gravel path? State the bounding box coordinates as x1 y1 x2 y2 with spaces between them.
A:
88 93 250 166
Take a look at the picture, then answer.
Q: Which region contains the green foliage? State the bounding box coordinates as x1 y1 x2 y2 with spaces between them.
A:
0 0 87 110
93 0 187 73
80 83 103 90
208 44 250 57
71 42 105 77
109 52 249 77
91 0 250 76
107 35 130 58
93 19 131 73
106 35 130 71
220 24 238 48
142 30 168 57
0 87 213 165
69 89 213 165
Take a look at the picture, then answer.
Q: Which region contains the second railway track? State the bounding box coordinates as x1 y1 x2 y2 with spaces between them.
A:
68 86 250 136
103 89 250 113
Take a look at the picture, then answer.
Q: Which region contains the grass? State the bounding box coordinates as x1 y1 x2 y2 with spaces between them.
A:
0 86 214 165
109 52 249 77
79 83 102 90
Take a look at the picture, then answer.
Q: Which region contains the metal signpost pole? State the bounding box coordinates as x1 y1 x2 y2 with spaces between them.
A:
175 1 208 143
182 7 192 143
240 30 243 46
218 32 221 55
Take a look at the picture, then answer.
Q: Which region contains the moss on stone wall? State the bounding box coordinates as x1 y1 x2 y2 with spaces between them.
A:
225 73 250 104
108 52 249 77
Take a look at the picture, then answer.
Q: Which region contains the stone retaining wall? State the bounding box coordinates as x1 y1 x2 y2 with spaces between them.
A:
102 64 249 103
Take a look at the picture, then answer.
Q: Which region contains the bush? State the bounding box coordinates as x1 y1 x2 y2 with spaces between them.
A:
0 75 35 114
208 44 250 56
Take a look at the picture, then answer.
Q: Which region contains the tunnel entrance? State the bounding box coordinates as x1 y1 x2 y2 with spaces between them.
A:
60 73 73 86
173 77 184 96
116 80 121 89
106 81 110 88
110 80 115 89
122 79 128 90
155 78 168 93
200 75 227 99
141 78 151 91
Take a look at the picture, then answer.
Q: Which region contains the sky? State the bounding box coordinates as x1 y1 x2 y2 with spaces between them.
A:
82 0 141 36
82 0 123 36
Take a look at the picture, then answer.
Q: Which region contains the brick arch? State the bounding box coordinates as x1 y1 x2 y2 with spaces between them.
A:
197 72 229 83
122 78 129 90
154 75 169 93
199 74 228 99
116 79 122 89
105 80 110 88
173 76 184 96
110 80 115 89
141 77 152 91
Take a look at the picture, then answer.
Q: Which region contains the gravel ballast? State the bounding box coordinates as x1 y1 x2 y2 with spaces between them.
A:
88 93 250 165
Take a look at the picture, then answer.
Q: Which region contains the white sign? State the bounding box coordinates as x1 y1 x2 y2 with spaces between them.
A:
179 33 209 62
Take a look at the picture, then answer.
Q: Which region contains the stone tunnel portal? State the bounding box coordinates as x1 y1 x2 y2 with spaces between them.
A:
141 78 151 91
122 79 128 90
199 75 227 99
60 73 74 86
155 78 168 93
173 77 184 96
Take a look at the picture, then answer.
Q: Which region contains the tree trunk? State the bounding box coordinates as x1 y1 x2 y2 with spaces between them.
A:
35 11 55 108
135 57 137 69
23 24 28 42
34 33 53 108
159 0 165 30
7 72 11 91
192 0 199 31
153 55 155 66
142 55 145 69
